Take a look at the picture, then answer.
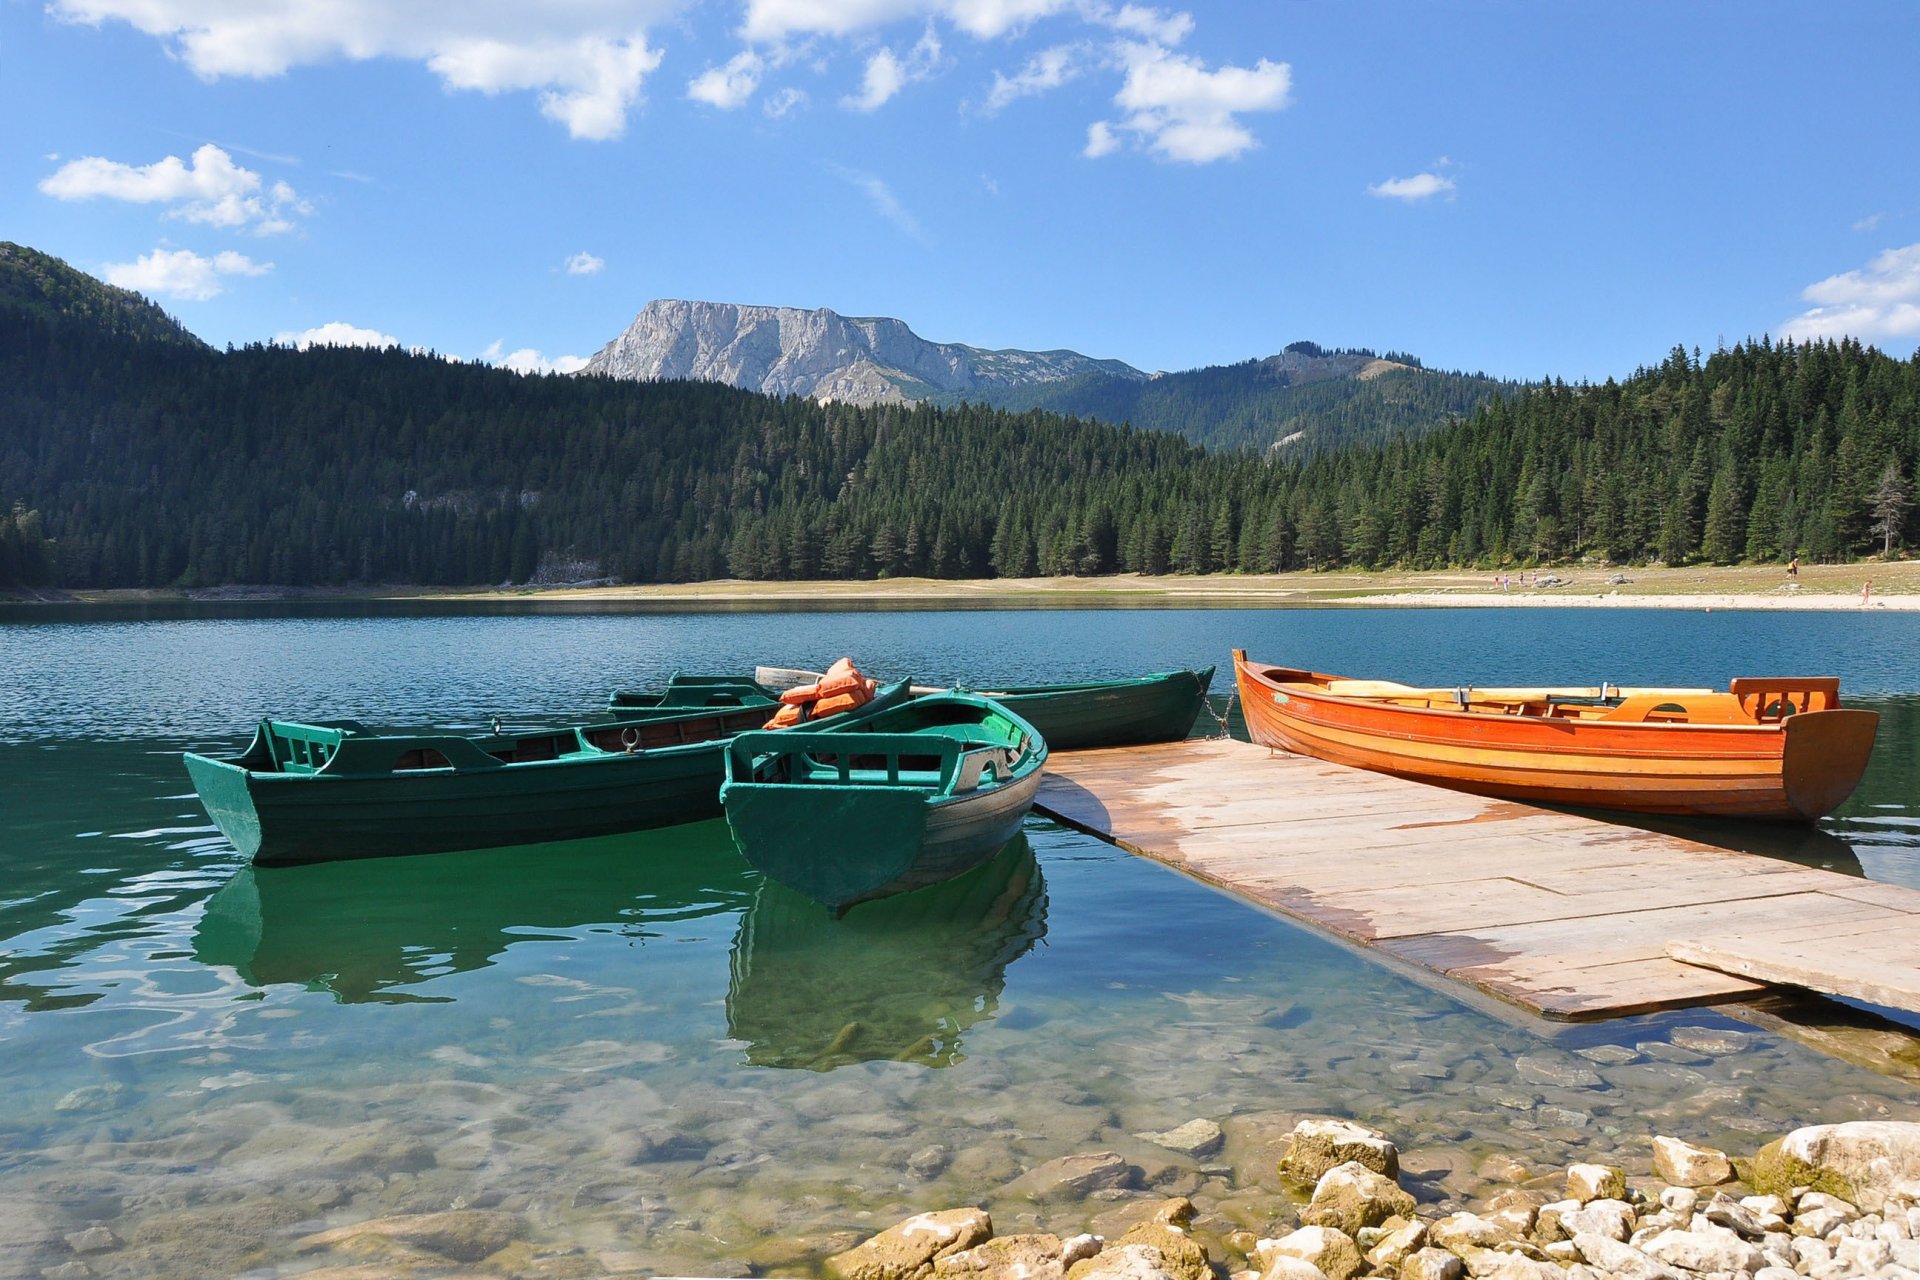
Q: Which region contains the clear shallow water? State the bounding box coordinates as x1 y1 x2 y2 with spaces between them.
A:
2 606 1918 1279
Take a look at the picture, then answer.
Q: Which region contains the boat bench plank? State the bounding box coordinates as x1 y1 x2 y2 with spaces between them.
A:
1035 737 1920 1020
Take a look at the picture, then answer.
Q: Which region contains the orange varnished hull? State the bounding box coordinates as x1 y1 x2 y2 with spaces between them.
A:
1232 651 1877 822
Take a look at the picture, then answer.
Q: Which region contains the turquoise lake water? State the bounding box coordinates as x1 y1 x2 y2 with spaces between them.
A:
1 605 1917 1278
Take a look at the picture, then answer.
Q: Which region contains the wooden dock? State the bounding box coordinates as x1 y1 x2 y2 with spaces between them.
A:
1035 738 1920 1021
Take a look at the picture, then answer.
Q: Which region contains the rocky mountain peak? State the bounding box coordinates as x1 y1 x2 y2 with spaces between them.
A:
581 299 1145 406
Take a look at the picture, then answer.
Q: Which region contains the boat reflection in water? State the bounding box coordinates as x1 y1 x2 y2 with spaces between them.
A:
726 836 1048 1070
193 821 754 1003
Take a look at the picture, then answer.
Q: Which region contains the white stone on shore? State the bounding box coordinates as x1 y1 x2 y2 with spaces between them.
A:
1302 1161 1416 1236
1651 1134 1733 1187
1566 1163 1627 1204
1560 1198 1634 1242
1571 1230 1682 1280
1261 1226 1363 1280
1279 1119 1400 1183
1638 1224 1764 1275
1757 1122 1920 1212
1400 1247 1465 1280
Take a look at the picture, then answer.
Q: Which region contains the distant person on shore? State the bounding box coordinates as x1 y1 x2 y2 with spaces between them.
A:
1863 580 1872 605
1787 555 1799 579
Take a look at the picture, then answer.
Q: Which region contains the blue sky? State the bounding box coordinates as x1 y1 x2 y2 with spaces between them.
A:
5 0 1917 381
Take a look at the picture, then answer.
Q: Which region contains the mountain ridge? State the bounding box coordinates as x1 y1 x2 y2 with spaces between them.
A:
584 299 1515 453
582 299 1146 406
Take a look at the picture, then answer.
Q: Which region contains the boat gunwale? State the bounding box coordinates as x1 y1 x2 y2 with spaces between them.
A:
1237 660 1807 739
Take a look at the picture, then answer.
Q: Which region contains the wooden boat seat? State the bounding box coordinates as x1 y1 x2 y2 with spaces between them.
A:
1730 677 1841 720
1597 694 1750 724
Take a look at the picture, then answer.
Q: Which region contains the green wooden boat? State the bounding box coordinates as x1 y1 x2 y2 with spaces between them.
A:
184 680 911 867
604 673 781 718
720 692 1047 912
752 665 1214 751
726 837 1048 1069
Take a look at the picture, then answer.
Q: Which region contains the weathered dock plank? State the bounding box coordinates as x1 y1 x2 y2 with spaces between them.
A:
1669 934 1920 1013
1035 737 1920 1021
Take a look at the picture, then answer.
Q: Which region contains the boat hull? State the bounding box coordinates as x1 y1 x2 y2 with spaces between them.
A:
723 767 1041 911
186 682 911 866
721 694 1048 911
186 742 738 866
1233 653 1877 822
993 667 1214 750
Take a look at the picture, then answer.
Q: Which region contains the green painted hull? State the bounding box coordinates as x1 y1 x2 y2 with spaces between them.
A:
989 666 1214 750
185 682 909 867
726 838 1048 1068
720 694 1047 911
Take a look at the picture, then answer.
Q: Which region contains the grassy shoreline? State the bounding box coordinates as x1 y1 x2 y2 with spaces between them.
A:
7 561 1917 610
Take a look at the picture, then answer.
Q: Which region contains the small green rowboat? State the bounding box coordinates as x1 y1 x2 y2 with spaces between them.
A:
604 673 781 718
750 666 1214 751
720 693 1047 912
184 681 910 867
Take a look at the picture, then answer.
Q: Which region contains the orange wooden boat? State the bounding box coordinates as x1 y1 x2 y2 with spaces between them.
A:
1231 649 1878 822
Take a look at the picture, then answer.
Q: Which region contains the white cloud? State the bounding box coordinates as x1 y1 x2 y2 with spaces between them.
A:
1854 213 1884 233
1097 3 1192 45
688 49 765 108
1779 243 1920 344
1368 171 1456 201
741 0 1186 43
39 143 309 234
845 48 908 110
565 251 605 275
1083 120 1119 157
47 1 674 140
832 166 928 241
764 86 809 117
746 0 932 43
982 43 1081 113
275 321 400 349
842 27 941 111
946 0 1068 38
1089 41 1290 163
480 339 589 374
103 247 270 301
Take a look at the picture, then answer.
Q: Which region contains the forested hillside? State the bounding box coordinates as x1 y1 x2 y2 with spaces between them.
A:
941 342 1515 454
2 244 1916 590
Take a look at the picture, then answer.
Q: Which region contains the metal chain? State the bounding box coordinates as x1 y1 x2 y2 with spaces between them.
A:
1202 687 1239 739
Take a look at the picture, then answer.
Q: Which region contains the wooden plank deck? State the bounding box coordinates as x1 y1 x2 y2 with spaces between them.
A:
1034 738 1920 1021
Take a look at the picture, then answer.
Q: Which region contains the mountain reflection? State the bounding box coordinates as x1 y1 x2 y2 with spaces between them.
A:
727 837 1048 1070
193 821 754 1002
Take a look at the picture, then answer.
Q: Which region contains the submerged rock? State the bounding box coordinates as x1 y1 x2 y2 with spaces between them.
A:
296 1210 525 1264
1135 1120 1225 1160
1003 1153 1138 1202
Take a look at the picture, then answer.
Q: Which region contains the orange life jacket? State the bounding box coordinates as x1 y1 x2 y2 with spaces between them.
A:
763 658 877 729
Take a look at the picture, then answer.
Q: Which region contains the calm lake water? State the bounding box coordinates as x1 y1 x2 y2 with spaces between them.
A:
1 605 1917 1279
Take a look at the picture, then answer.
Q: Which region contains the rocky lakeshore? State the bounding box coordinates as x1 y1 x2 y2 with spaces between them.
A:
792 1118 1920 1280
19 1107 1920 1280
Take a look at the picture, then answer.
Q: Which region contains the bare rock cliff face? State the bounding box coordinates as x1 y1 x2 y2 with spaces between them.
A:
581 300 1144 406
